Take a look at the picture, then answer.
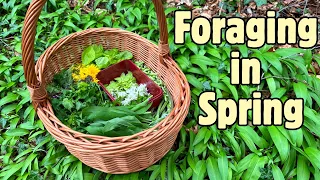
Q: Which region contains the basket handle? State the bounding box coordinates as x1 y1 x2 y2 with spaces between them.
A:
22 0 170 103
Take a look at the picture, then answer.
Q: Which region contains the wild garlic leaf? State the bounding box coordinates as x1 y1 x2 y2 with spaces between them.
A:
95 57 110 69
104 48 119 57
82 46 96 65
85 116 147 137
82 44 104 65
82 106 138 122
115 51 133 61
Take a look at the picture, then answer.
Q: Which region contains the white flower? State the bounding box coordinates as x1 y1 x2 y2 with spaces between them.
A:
116 91 127 98
121 98 131 106
126 86 134 94
126 91 138 101
137 84 147 92
136 84 149 97
114 83 151 106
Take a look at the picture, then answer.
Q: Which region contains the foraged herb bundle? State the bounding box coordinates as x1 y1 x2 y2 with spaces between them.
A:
46 44 172 137
106 72 151 106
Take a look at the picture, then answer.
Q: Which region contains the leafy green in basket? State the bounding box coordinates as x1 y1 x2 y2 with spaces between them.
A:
83 106 142 122
81 45 134 69
85 116 149 137
82 44 104 65
82 98 152 121
47 45 171 138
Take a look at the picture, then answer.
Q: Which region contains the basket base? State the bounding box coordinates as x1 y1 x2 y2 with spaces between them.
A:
65 134 178 174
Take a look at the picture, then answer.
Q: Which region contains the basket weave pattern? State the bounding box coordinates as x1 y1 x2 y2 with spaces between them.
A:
22 0 190 174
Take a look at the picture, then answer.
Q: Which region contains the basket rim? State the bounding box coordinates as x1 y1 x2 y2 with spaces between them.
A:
34 27 191 152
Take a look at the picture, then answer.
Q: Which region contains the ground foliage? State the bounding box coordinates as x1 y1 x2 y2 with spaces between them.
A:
1 0 320 179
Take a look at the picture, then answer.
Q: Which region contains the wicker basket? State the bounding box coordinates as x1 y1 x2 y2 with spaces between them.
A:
21 0 190 174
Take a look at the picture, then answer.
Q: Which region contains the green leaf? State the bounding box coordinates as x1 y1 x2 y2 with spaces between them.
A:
83 173 94 180
64 21 81 31
265 73 277 94
84 20 97 29
0 54 9 61
82 44 104 65
207 68 219 83
243 156 267 180
193 128 207 146
262 52 282 73
77 161 83 180
303 49 312 66
176 56 191 71
194 142 206 156
271 88 287 98
1 104 17 114
303 128 317 148
190 55 216 66
218 152 228 180
3 152 12 165
222 77 238 100
304 147 320 169
167 156 174 180
0 162 24 180
293 82 309 105
83 106 138 122
207 49 221 59
165 7 177 15
237 126 268 149
33 136 51 152
95 57 110 69
149 166 160 180
85 116 147 137
14 149 32 161
0 93 19 107
186 74 203 90
48 0 56 7
275 48 304 57
5 128 29 136
114 51 133 61
82 46 96 65
192 160 206 180
259 44 273 53
237 153 256 172
160 159 167 180
268 126 289 162
20 153 37 175
238 44 248 57
223 131 241 160
282 59 309 75
314 168 320 180
288 128 303 147
62 98 74 111
272 165 285 180
187 67 205 75
297 155 310 180
186 42 198 54
132 8 142 21
238 132 258 153
207 157 221 180
251 52 268 71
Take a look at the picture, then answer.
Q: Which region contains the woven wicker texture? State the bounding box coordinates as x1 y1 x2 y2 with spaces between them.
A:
22 0 190 174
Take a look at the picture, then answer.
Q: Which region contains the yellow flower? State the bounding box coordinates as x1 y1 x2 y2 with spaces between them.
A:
72 73 80 81
72 63 100 83
86 64 100 76
79 71 87 80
